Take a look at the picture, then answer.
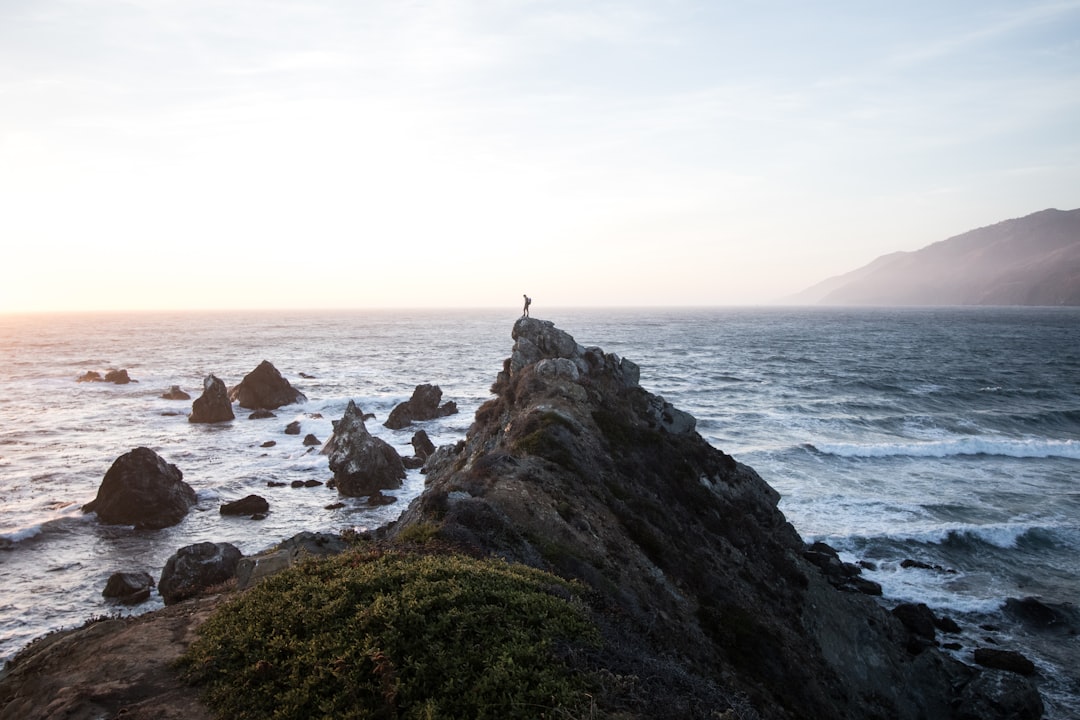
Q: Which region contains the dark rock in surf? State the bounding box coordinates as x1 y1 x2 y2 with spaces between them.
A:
402 456 425 470
384 384 458 429
77 371 102 383
161 385 190 400
302 433 320 447
104 369 133 384
82 447 197 530
158 542 242 605
102 571 155 605
1003 596 1080 634
189 374 234 424
284 421 301 435
954 669 1044 720
249 409 275 419
366 490 397 506
412 429 436 460
322 400 405 497
228 360 306 410
219 495 269 517
973 648 1038 676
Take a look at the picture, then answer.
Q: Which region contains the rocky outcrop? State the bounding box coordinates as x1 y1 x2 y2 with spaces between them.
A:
411 429 436 460
384 384 458 429
188 374 234 424
102 571 155 605
219 495 269 517
228 360 306 410
78 369 135 384
158 542 242 605
322 400 405 497
385 317 1042 719
235 531 349 591
82 447 197 530
161 385 191 400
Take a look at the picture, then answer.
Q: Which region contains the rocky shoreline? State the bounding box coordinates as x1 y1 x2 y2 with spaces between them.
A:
0 318 1046 719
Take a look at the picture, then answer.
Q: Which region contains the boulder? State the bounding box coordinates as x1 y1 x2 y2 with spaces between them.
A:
228 360 306 410
77 371 102 383
322 400 405 496
954 669 1044 720
384 384 458 429
302 433 321 446
284 421 301 435
973 648 1038 676
219 494 269 517
102 571 155 605
104 369 133 384
411 429 436 460
189 374 234 424
82 447 197 530
235 532 348 590
1003 596 1080 634
161 385 191 400
158 542 242 605
249 409 276 419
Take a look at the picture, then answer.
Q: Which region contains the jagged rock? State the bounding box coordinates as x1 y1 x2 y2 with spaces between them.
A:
77 370 102 382
322 400 405 496
189 374 234 424
219 494 269 517
1003 596 1080 634
82 447 197 530
228 360 306 410
973 648 1038 676
954 669 1044 720
302 433 320 446
385 317 1035 720
402 456 425 469
235 532 348 590
284 421 301 435
102 571 155 605
161 385 191 400
260 441 276 448
366 490 397 506
158 542 242 605
412 429 436 460
249 409 275 419
104 369 133 384
384 384 458 429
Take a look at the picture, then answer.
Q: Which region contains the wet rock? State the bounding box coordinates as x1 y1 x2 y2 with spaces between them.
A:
412 429 436 460
366 490 397 506
249 409 276 419
102 571 155 605
323 400 405 497
228 360 306 410
302 433 320 446
82 447 197 530
260 440 277 448
77 371 102 382
158 542 242 605
219 494 269 517
104 369 133 384
973 648 1037 676
189 374 234 424
161 385 191 400
284 421 301 435
384 384 458 429
1003 596 1080 634
954 669 1043 720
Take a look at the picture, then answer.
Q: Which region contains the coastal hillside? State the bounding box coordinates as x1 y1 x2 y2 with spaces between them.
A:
791 208 1080 306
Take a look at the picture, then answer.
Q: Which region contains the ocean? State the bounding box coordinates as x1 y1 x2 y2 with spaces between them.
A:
1 307 1077 716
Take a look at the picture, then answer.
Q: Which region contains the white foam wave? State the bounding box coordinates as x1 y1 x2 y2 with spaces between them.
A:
815 436 1080 460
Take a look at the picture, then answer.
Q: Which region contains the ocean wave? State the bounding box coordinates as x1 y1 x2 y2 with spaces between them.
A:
810 437 1080 460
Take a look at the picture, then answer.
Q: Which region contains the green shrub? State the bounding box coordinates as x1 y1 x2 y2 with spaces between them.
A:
181 550 600 720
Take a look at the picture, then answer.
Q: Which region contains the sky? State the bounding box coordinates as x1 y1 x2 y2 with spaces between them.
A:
1 0 1079 312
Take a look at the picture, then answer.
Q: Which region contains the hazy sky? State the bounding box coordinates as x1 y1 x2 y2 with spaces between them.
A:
2 1 1078 312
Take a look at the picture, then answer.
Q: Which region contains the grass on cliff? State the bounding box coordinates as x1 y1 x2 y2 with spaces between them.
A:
180 548 600 720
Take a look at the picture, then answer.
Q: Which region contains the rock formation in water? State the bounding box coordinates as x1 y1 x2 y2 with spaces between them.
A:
161 385 191 400
188 374 234 424
383 383 458 429
102 571 155 605
384 317 1042 719
321 400 405 497
228 360 306 410
82 447 197 530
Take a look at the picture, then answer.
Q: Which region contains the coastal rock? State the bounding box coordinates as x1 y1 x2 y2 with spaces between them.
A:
248 409 275 419
102 571 155 605
104 369 133 384
189 374 234 424
161 385 191 400
284 420 301 435
158 542 242 605
219 494 269 517
411 429 436 460
385 317 1036 719
322 400 405 496
973 647 1038 676
77 370 102 382
302 433 321 446
954 669 1044 720
235 531 348 590
1003 596 1080 634
228 360 306 410
384 384 458 429
82 447 197 530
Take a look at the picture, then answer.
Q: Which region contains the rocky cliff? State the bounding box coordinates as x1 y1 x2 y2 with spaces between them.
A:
792 207 1080 306
386 317 1041 719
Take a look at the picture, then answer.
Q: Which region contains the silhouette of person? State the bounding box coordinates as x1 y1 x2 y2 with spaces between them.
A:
522 294 532 317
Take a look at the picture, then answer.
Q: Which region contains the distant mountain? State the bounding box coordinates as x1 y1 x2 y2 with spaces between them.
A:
791 208 1080 306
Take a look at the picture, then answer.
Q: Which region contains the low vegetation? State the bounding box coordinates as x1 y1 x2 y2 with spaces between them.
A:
180 547 600 720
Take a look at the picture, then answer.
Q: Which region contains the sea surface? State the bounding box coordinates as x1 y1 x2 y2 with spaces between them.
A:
1 307 1078 716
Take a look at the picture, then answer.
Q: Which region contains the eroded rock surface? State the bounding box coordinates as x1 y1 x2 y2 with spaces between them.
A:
82 447 197 530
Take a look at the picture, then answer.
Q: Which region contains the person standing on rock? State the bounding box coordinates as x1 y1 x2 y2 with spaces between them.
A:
522 294 532 317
